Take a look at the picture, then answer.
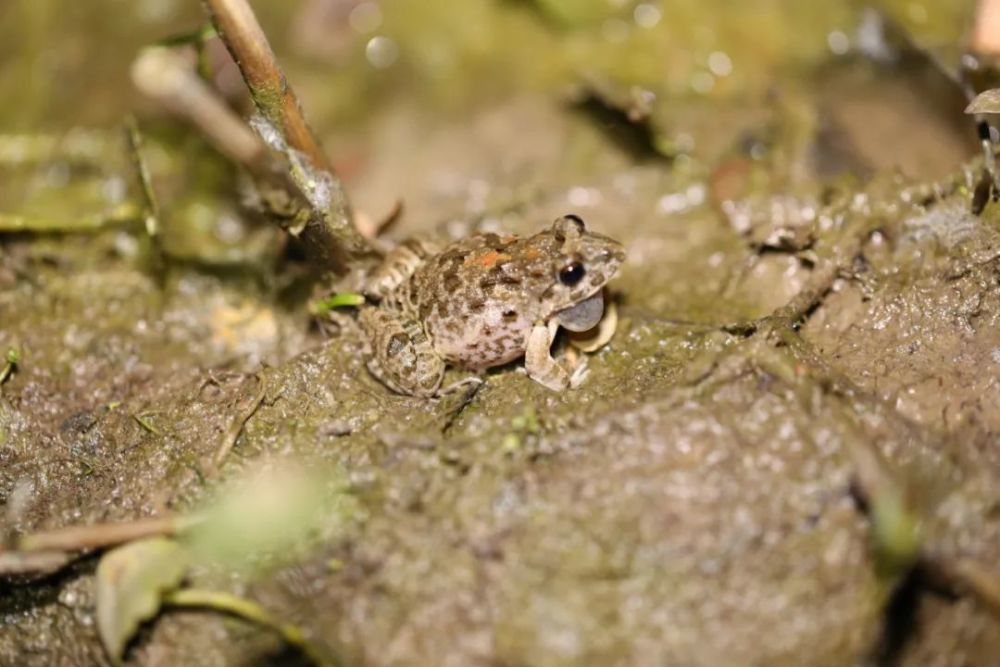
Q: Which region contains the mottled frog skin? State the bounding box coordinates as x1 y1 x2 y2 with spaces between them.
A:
358 215 625 397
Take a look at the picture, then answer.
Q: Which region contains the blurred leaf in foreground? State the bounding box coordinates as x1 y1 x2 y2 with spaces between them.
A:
181 462 353 574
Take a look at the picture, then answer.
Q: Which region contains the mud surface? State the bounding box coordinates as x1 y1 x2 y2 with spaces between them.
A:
1 1 998 665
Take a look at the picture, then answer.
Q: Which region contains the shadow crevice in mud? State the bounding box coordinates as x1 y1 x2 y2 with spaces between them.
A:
0 556 95 616
871 567 925 667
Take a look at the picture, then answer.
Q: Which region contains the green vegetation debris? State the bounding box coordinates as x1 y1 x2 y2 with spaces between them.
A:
0 347 20 385
132 413 164 436
163 588 336 667
870 490 923 582
310 292 366 315
501 433 521 452
510 405 539 433
0 205 141 233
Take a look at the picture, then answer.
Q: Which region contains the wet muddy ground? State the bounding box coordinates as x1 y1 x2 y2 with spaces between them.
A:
1 1 998 665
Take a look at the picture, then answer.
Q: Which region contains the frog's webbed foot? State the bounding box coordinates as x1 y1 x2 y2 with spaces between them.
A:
438 375 484 397
325 310 362 338
359 306 445 398
568 358 590 388
525 320 586 391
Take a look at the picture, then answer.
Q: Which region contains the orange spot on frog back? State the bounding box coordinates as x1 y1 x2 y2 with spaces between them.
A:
465 250 511 269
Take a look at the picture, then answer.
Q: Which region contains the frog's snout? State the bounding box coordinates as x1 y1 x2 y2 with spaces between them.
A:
598 246 626 265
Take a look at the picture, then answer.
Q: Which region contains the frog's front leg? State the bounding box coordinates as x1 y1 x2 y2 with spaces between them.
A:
524 320 589 391
358 306 445 398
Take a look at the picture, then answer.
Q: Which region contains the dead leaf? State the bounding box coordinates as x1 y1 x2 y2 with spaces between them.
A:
95 537 189 661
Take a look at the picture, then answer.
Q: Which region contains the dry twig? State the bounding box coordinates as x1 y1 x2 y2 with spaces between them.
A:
16 515 200 553
131 47 266 169
0 514 202 576
210 373 267 472
200 0 372 269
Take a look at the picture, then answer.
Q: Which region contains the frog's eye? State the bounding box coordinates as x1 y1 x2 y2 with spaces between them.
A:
558 261 586 286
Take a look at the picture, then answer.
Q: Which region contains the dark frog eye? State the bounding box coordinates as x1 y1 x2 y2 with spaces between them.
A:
558 261 586 286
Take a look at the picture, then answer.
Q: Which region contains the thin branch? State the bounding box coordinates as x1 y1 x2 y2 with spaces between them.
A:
131 47 267 170
0 515 205 576
923 555 1000 619
201 0 328 173
15 515 201 553
210 373 266 472
200 0 373 268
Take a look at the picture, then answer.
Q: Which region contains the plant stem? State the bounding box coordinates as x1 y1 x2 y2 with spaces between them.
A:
124 116 167 276
164 589 337 666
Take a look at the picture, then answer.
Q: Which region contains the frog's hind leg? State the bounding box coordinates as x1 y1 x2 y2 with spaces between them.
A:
359 307 445 398
439 374 484 396
364 237 441 299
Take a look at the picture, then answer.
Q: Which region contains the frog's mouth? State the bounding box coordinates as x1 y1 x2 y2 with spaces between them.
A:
555 290 604 332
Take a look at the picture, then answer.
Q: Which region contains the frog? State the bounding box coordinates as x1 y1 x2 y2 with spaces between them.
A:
357 214 625 397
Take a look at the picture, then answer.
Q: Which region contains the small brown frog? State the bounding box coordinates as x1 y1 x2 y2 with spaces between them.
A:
358 215 625 397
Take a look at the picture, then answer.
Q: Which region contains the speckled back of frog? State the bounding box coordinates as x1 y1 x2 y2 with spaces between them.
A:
359 215 625 397
413 218 623 368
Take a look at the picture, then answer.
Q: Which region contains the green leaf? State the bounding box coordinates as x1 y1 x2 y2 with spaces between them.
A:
95 537 189 661
966 88 1000 115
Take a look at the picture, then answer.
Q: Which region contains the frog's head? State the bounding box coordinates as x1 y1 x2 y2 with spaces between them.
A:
538 215 625 329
